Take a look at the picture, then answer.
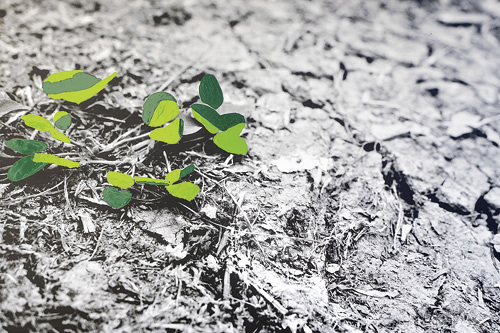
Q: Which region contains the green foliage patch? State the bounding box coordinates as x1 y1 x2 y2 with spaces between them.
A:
4 70 249 209
191 74 248 155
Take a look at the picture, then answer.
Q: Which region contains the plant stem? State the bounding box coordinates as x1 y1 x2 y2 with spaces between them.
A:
101 131 150 153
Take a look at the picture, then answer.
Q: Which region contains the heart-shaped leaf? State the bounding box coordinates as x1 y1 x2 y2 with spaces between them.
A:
191 104 245 133
199 74 223 109
103 187 132 209
7 155 47 182
135 176 169 186
43 70 117 104
213 123 248 155
32 153 80 168
22 114 70 143
142 92 178 127
166 182 200 201
5 139 47 155
54 111 72 130
149 118 184 144
106 171 134 189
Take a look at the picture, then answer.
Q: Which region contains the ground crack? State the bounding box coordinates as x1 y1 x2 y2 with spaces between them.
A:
379 147 419 219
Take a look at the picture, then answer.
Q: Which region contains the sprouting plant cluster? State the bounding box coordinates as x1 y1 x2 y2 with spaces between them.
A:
3 70 248 209
6 110 79 182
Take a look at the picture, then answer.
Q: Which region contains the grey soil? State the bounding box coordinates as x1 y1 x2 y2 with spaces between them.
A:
1 0 500 332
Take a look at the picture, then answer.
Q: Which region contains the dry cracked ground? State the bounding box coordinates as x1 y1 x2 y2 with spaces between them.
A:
1 0 500 332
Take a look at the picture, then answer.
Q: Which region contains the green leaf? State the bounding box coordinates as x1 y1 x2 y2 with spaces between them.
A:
213 123 248 155
217 113 246 131
22 114 53 131
103 187 132 209
32 153 80 168
49 128 70 143
165 169 181 185
22 114 70 143
166 182 200 201
43 71 117 104
135 176 170 186
199 74 223 109
5 139 47 155
191 104 245 133
142 92 178 127
7 155 47 182
54 111 72 130
107 171 134 189
149 118 184 144
191 104 220 134
180 164 195 179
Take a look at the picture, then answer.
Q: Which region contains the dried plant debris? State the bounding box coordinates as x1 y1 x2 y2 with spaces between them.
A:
1 0 500 332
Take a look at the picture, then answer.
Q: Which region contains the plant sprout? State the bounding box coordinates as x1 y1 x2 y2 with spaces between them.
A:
191 74 248 155
6 112 79 181
103 165 199 208
4 70 248 210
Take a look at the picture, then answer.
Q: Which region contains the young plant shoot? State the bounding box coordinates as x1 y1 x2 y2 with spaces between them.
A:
5 71 247 210
6 111 79 182
191 74 248 154
103 165 199 208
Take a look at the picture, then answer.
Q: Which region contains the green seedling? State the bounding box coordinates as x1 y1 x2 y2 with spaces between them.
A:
22 114 70 143
5 138 80 181
143 92 184 144
42 70 117 104
4 71 247 212
5 139 48 181
191 74 248 155
5 109 78 181
103 164 199 209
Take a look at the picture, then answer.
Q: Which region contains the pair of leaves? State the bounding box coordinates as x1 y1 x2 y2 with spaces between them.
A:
192 75 248 155
5 139 80 181
102 172 135 208
191 104 245 134
43 70 117 104
103 165 198 209
22 114 71 143
134 164 194 187
142 92 184 145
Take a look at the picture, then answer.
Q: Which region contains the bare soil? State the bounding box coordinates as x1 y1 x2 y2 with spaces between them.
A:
1 0 500 332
